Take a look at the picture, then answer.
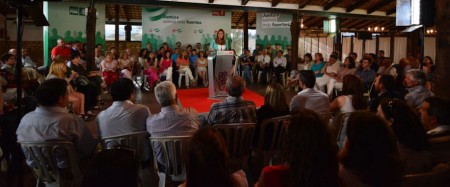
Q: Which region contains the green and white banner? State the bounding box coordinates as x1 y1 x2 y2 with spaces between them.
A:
43 2 105 65
256 13 292 50
142 7 231 49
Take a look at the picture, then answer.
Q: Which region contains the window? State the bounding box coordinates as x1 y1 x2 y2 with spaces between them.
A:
105 24 142 41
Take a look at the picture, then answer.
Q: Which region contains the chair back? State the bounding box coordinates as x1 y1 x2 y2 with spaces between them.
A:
330 112 351 149
101 131 150 161
213 123 256 160
255 115 291 152
18 141 81 187
401 163 450 187
149 136 191 182
428 135 450 164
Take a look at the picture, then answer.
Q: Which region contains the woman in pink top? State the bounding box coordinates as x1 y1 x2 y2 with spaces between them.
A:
143 51 160 89
158 50 173 81
100 52 119 86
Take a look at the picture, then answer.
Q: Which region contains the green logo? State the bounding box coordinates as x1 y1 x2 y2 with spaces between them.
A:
146 7 168 21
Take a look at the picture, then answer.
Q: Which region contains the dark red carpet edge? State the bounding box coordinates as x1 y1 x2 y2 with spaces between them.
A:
176 88 264 113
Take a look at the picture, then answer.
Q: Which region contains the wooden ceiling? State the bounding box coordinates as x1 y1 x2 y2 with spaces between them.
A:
0 0 425 33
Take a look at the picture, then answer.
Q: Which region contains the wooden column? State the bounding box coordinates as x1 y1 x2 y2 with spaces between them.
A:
86 4 96 70
334 18 342 61
375 34 379 54
434 0 450 97
390 32 394 59
350 35 354 52
243 12 249 50
290 12 299 68
114 4 119 51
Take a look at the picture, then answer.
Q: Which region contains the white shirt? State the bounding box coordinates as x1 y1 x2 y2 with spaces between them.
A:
257 55 271 64
22 56 36 68
273 56 287 68
16 106 96 166
96 100 151 160
289 88 330 116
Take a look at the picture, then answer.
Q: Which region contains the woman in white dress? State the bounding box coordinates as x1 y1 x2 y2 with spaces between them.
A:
119 51 133 79
196 51 208 87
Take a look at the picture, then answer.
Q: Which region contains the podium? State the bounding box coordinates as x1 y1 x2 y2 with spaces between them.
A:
207 51 234 98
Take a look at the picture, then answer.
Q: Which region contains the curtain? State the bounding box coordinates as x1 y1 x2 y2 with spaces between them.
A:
379 37 391 58
424 37 436 62
365 39 376 54
319 37 329 60
304 37 312 55
393 37 407 64
299 37 305 58
353 38 363 60
342 37 352 61
311 37 319 55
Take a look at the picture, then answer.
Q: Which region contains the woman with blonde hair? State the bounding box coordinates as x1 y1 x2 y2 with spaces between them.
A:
46 59 87 118
119 51 133 79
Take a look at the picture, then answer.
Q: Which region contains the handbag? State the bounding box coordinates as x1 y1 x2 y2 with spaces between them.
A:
76 75 89 86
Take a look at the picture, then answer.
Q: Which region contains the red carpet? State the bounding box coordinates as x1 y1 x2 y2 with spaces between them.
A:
177 88 264 113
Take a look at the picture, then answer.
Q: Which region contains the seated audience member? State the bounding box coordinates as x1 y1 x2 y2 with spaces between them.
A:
290 70 330 117
94 45 105 69
51 38 71 61
82 149 140 187
100 52 119 87
118 51 134 79
420 97 450 138
68 54 100 112
20 48 41 80
143 51 160 90
271 50 287 85
316 54 341 93
368 74 403 112
404 69 434 110
255 109 339 187
147 81 200 165
378 99 431 174
339 111 404 187
189 49 198 75
207 76 256 125
159 50 173 81
326 57 356 97
330 74 366 114
256 49 271 84
377 58 397 77
255 83 290 147
355 58 376 91
196 51 208 86
46 60 87 118
288 53 312 88
177 50 195 88
181 127 248 187
16 79 97 166
1 53 39 95
97 78 151 159
348 52 359 68
311 53 325 78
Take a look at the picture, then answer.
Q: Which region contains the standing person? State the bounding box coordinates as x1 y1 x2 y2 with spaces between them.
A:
181 127 248 187
210 29 229 52
100 52 119 87
176 50 195 88
159 50 173 81
255 109 339 187
51 38 72 61
196 51 208 87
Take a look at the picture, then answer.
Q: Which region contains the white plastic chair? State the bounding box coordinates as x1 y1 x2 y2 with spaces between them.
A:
18 141 81 187
178 71 189 88
149 136 191 187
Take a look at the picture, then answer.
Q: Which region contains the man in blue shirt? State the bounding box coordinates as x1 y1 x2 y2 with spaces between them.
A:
189 49 199 79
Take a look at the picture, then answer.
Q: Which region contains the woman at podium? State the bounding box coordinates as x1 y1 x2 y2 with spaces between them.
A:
210 29 229 52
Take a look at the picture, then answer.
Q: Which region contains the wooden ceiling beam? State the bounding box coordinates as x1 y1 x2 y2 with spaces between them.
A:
324 0 344 11
271 0 281 7
299 0 313 9
367 0 394 14
241 0 250 5
355 20 383 30
346 19 366 29
306 17 325 28
346 0 368 12
386 8 396 15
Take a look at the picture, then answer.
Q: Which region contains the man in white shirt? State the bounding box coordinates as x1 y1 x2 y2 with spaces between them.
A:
272 50 287 85
256 49 271 84
290 70 330 117
316 54 341 93
16 79 96 167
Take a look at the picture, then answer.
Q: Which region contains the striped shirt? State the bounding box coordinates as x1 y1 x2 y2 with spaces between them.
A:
207 96 256 125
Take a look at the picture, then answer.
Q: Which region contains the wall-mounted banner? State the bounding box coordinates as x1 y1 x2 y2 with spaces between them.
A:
142 7 231 50
256 13 292 50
